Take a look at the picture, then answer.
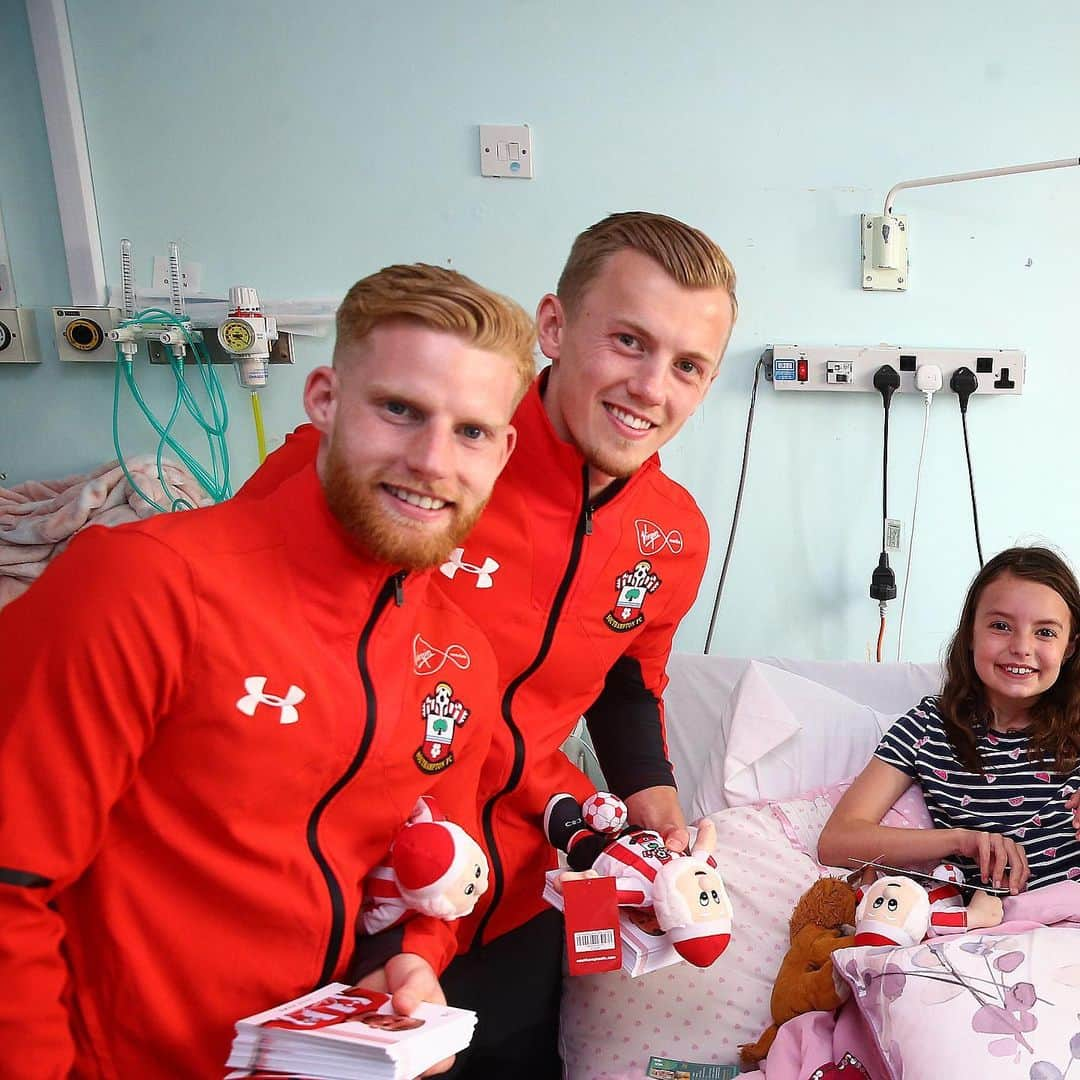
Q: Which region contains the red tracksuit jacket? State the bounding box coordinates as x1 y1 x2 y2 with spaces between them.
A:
242 372 710 950
0 466 497 1079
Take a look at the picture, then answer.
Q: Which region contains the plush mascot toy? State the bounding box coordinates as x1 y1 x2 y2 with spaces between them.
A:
545 791 733 968
739 876 858 1067
854 864 1003 945
360 796 489 934
852 874 931 947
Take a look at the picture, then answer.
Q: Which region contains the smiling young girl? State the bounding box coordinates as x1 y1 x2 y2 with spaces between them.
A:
819 546 1080 894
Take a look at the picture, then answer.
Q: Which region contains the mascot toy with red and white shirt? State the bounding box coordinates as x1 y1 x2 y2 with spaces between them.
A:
854 863 1003 947
360 795 489 934
545 791 733 968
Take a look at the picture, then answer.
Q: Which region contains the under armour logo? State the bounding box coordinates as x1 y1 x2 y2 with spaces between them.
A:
439 547 499 589
236 676 306 725
635 518 684 556
413 633 471 675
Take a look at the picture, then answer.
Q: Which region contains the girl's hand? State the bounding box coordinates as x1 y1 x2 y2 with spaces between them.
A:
955 829 1029 894
1066 790 1080 840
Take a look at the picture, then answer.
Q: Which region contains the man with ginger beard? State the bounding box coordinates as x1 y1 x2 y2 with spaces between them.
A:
0 264 535 1080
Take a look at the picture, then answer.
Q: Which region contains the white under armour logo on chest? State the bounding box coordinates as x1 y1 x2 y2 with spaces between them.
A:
236 676 306 725
439 547 499 589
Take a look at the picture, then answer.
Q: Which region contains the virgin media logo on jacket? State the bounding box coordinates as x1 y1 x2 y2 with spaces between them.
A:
412 633 471 676
634 518 684 556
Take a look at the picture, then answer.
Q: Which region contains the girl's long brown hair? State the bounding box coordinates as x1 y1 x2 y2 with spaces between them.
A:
939 546 1080 774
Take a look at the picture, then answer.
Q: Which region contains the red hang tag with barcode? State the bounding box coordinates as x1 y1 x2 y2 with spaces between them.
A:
562 875 622 976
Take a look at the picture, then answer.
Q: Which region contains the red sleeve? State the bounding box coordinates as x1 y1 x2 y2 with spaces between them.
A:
0 526 195 1077
614 880 648 906
930 910 968 928
587 518 712 799
587 507 709 797
236 424 320 498
399 915 459 975
621 503 709 722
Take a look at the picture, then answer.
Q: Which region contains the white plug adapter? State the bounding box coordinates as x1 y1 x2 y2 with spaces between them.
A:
915 364 943 393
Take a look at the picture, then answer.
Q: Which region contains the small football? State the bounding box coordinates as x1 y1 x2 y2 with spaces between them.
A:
582 791 628 834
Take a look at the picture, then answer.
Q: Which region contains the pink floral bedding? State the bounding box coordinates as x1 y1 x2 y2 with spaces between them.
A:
760 882 1080 1080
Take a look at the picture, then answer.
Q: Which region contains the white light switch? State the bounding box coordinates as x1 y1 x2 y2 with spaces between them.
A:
479 124 534 178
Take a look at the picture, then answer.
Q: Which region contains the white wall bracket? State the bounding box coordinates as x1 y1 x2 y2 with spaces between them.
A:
861 215 907 291
862 156 1079 292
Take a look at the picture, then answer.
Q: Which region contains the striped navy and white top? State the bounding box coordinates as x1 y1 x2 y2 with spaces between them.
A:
875 695 1080 889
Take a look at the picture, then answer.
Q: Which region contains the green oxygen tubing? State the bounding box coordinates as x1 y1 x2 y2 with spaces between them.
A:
112 307 232 512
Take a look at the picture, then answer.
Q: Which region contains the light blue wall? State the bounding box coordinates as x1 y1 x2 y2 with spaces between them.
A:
3 0 1078 663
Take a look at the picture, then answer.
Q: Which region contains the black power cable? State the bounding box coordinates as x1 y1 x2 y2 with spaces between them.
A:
949 366 984 567
703 354 765 654
869 365 899 660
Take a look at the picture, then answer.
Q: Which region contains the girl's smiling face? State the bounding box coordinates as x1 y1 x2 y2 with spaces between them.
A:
971 572 1075 727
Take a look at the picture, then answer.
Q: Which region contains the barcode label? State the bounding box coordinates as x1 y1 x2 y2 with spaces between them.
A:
574 929 616 953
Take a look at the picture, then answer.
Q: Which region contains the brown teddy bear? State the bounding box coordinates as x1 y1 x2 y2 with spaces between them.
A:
738 876 858 1067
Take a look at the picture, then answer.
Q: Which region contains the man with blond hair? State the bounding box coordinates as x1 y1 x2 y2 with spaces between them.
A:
245 212 738 1076
0 264 534 1079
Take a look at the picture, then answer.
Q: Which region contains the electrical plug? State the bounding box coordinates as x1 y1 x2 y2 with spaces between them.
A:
950 366 978 413
916 364 942 394
873 364 900 408
870 551 897 602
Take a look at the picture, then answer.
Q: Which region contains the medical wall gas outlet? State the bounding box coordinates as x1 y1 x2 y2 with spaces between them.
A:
479 124 534 178
218 286 277 388
53 306 122 361
0 308 40 363
766 345 1024 396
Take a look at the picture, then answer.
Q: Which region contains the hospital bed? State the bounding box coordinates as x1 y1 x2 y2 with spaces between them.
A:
558 652 942 1078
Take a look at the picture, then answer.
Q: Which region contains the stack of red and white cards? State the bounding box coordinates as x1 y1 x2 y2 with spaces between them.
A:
225 982 477 1080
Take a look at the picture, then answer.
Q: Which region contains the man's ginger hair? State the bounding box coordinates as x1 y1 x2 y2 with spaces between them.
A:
557 211 738 321
335 263 536 404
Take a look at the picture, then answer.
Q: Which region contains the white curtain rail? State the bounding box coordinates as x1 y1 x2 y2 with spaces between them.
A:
883 156 1080 216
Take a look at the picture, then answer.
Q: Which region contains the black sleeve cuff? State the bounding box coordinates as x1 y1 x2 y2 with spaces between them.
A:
584 656 675 798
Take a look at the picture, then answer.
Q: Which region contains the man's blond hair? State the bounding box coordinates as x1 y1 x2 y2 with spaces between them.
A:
557 211 737 321
335 263 536 403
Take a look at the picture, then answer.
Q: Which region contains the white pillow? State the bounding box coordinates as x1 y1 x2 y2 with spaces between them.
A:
689 661 900 818
558 799 824 1079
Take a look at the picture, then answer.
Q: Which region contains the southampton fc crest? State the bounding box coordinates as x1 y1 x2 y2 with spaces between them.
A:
603 560 662 633
414 681 470 774
626 828 674 865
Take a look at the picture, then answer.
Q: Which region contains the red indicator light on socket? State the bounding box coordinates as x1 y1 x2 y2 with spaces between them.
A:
797 358 808 382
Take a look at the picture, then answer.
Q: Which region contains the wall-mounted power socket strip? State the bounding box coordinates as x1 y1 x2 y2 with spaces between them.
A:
765 344 1025 396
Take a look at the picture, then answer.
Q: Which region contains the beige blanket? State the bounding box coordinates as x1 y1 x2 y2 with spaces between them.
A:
0 456 211 610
